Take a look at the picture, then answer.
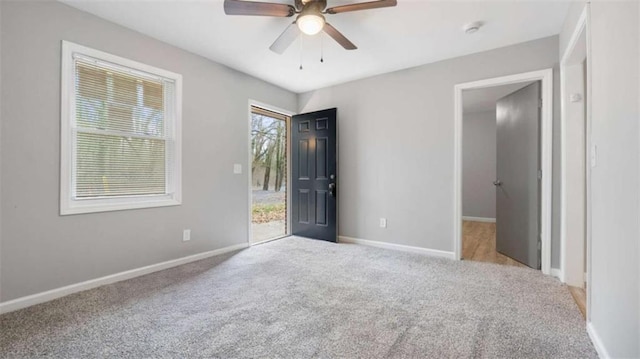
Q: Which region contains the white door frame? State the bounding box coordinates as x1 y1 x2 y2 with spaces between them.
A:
247 100 295 246
560 4 591 320
453 69 554 275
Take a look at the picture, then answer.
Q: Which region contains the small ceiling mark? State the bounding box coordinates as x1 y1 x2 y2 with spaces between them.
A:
463 21 484 35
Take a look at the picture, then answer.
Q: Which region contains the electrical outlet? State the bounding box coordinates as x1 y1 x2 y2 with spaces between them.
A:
233 164 242 174
380 218 387 228
183 229 191 242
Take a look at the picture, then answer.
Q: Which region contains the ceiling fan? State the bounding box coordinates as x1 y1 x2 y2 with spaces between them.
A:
223 0 398 54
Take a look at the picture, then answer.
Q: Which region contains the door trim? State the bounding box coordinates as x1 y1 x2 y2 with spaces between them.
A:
247 100 295 246
560 4 591 321
453 68 554 275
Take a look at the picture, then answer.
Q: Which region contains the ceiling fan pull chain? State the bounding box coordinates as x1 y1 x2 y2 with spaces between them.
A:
320 33 324 63
299 35 304 70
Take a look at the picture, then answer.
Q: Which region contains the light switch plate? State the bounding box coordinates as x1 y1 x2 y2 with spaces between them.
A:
233 164 242 174
380 218 387 228
570 93 583 103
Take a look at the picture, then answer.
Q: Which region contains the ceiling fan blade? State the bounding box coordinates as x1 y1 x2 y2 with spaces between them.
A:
224 0 296 17
270 22 301 54
323 23 357 50
325 0 397 14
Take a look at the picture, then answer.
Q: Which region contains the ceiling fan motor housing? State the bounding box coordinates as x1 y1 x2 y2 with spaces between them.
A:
299 0 327 15
299 0 326 8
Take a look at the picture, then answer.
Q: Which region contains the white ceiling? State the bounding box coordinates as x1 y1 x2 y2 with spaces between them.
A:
60 0 569 94
463 82 533 114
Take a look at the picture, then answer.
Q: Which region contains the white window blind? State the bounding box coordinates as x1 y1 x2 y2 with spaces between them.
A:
61 41 182 215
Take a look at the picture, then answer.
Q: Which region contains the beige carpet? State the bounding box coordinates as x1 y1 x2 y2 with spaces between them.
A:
0 236 596 358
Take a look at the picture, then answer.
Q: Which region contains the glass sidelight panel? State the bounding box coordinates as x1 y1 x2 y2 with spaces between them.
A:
250 106 289 243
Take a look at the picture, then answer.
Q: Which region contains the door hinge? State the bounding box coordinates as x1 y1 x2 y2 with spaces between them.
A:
537 170 542 180
538 98 543 108
537 236 542 270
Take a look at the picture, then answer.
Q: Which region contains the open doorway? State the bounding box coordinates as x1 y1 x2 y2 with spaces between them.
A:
461 81 536 268
454 69 554 275
250 105 290 244
461 81 543 269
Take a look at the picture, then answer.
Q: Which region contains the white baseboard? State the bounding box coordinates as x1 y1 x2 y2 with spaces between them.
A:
550 267 564 281
587 322 610 358
339 236 456 260
462 216 496 223
0 243 249 314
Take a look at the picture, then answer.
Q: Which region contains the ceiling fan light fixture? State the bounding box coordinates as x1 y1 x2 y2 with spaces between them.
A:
297 14 325 35
223 0 398 53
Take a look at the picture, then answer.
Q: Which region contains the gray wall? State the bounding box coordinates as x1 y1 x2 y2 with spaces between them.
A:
299 36 562 266
560 2 640 356
462 110 496 219
0 1 297 302
0 1 3 303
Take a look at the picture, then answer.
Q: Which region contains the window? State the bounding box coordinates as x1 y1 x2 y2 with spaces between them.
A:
60 41 182 215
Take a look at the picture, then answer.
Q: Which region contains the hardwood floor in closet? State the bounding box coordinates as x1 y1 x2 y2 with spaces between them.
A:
462 220 526 268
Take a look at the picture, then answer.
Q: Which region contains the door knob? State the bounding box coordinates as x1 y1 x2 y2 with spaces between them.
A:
493 180 502 186
329 182 336 197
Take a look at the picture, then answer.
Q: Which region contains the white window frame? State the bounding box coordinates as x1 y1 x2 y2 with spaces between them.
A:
60 41 182 215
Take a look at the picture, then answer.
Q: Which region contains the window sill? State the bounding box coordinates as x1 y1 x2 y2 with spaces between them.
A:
60 196 181 215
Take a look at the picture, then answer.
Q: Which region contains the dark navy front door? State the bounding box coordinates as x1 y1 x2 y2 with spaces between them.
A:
291 108 337 242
